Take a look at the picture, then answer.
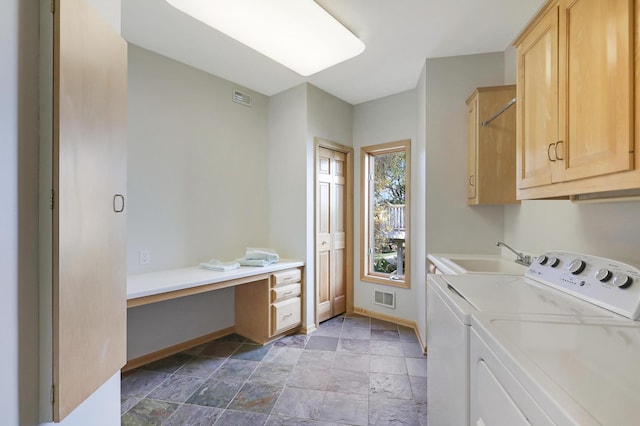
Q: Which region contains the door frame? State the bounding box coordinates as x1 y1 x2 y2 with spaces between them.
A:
313 138 354 329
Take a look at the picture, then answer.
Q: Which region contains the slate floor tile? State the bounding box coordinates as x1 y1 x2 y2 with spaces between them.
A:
215 409 269 425
271 387 325 420
120 399 178 426
162 404 223 426
228 382 283 413
175 356 225 377
186 378 243 408
305 336 338 351
147 374 204 403
122 319 428 425
318 391 368 426
121 370 170 398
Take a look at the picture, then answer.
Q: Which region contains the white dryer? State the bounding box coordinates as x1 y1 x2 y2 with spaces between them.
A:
470 313 640 425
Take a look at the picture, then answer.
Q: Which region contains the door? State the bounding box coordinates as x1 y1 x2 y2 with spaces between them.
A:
53 0 127 420
516 4 559 190
316 145 348 322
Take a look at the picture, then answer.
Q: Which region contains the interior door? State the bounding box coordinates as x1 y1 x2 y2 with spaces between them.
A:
53 0 127 420
316 146 347 322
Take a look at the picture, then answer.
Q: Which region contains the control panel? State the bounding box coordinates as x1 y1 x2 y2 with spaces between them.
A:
526 251 640 320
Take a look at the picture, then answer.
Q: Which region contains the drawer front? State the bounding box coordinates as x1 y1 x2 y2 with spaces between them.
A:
271 283 301 303
271 297 301 334
271 269 301 287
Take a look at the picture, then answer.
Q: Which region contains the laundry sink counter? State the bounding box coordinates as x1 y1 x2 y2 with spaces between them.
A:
427 253 527 275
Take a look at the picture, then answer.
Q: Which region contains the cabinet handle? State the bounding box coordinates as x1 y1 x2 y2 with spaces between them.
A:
468 175 475 186
283 313 293 319
284 291 293 295
547 143 556 162
554 141 564 161
113 194 125 213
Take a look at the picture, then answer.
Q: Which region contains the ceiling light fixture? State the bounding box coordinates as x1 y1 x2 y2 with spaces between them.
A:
166 0 366 76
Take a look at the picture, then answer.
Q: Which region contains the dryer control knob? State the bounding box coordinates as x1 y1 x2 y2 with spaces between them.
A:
568 259 586 275
613 273 633 289
537 255 549 265
548 257 560 268
595 268 612 282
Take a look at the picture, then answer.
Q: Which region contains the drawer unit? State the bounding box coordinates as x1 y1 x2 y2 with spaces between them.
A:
271 269 301 287
271 283 301 303
271 297 301 335
235 266 303 344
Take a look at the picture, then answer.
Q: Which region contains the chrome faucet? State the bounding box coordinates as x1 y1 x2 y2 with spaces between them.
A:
496 241 532 266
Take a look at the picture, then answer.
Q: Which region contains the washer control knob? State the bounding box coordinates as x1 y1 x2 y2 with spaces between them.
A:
548 257 560 268
568 259 586 275
612 273 633 289
595 268 612 282
537 255 549 265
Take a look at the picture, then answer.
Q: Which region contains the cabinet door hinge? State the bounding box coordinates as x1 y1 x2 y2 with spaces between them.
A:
50 189 55 210
51 0 55 13
50 385 55 404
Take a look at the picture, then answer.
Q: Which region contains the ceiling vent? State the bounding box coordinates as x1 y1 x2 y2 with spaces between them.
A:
232 89 251 107
374 290 395 309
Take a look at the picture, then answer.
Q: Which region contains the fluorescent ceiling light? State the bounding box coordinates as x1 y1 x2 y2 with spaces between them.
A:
166 0 366 76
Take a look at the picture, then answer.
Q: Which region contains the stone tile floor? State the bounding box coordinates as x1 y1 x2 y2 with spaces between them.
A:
121 314 427 425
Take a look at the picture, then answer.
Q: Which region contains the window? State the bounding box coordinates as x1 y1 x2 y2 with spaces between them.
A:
361 140 410 288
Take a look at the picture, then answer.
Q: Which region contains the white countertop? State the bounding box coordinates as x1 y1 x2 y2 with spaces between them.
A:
127 259 304 300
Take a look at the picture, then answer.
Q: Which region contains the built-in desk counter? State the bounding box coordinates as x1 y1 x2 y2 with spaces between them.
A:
127 260 304 307
125 260 304 369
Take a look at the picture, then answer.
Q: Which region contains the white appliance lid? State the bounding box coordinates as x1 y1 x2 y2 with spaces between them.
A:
475 314 640 425
441 274 622 318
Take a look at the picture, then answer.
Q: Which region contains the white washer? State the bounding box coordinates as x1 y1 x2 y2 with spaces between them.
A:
427 251 640 426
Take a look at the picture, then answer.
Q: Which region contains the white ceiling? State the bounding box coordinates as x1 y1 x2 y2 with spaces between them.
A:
122 0 546 105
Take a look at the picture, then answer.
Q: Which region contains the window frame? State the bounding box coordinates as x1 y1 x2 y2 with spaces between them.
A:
360 140 411 288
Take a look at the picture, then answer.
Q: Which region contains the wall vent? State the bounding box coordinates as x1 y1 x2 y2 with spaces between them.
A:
374 290 395 309
232 89 252 107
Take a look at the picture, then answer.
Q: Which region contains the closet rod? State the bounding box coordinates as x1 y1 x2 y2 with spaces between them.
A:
481 97 517 127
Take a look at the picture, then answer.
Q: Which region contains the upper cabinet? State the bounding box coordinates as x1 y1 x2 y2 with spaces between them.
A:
514 0 638 199
466 85 519 205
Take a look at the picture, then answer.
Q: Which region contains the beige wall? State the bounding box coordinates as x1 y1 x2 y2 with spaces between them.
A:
126 45 270 358
1 1 39 424
353 89 421 325
268 83 353 327
425 53 507 256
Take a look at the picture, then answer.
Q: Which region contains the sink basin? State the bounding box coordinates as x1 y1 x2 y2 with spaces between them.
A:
445 257 527 275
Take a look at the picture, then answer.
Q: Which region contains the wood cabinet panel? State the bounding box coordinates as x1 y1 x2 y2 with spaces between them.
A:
53 0 127 419
516 4 558 190
466 85 518 204
559 0 634 182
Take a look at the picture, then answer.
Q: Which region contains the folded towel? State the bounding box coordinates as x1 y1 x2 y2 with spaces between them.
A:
199 259 240 272
245 247 280 263
236 257 275 267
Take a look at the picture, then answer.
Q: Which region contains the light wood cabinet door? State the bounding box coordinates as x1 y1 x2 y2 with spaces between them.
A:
516 3 559 190
53 0 127 420
466 86 518 205
515 0 636 199
557 0 634 182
